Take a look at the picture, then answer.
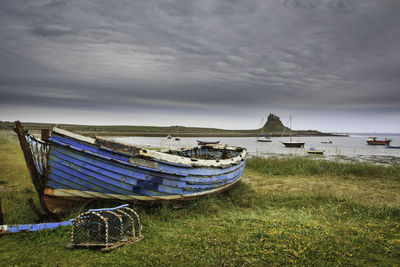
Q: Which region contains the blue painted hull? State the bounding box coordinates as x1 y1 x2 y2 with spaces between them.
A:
40 130 246 213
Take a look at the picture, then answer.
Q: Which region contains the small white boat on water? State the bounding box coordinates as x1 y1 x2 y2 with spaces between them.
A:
257 134 272 142
256 117 272 143
321 140 332 144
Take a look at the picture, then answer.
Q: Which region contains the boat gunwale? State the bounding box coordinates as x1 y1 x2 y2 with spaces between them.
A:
51 127 247 168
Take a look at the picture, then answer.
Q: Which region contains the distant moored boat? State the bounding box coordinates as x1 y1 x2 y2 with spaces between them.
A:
256 117 272 143
281 116 305 148
366 136 391 145
306 147 325 154
256 134 272 142
282 141 305 148
175 126 181 141
197 140 220 145
386 145 400 149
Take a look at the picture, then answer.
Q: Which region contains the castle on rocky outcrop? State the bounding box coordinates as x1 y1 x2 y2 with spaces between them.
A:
262 113 289 132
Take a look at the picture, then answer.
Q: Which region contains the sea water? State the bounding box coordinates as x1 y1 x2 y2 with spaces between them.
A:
112 133 400 165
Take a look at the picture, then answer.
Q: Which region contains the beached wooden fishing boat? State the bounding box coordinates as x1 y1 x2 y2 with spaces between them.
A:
15 122 247 214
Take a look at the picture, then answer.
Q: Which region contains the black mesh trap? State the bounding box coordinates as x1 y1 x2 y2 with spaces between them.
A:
66 204 143 252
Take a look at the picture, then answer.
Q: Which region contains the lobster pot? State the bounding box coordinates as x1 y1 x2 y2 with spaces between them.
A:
68 205 143 252
114 207 142 239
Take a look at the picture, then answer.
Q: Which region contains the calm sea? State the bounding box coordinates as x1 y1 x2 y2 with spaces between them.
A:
112 133 400 165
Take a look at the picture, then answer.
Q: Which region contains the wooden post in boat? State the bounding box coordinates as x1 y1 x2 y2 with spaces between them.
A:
41 129 50 142
14 121 50 214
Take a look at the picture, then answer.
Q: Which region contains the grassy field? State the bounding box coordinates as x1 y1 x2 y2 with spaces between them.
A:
0 130 399 265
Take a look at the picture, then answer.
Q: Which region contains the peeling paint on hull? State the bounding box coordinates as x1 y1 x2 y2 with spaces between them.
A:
22 127 247 214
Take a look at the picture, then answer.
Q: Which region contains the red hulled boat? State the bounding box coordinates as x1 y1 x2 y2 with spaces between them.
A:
366 136 392 145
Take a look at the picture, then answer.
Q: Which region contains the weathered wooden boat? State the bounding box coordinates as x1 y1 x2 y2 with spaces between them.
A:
366 136 392 145
306 147 325 154
197 140 220 145
15 122 247 215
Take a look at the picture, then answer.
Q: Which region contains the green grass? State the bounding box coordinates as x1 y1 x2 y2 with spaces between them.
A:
0 131 399 265
247 156 400 180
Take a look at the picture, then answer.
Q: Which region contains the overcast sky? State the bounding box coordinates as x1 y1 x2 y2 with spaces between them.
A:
1 0 399 133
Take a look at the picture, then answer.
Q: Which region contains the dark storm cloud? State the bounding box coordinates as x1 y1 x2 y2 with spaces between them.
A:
0 0 399 130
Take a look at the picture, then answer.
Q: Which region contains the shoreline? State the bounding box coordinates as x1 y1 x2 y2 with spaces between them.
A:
0 121 348 138
75 131 348 138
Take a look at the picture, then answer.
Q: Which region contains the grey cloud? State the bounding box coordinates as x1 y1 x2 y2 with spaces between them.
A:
283 0 356 12
0 0 399 132
32 24 73 37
